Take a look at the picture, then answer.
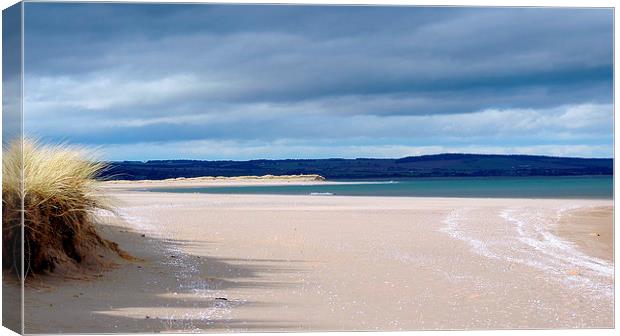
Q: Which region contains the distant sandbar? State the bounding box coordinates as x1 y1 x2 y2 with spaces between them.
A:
101 174 327 190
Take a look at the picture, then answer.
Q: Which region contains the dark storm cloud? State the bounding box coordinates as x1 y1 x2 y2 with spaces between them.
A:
3 3 22 145
22 3 613 159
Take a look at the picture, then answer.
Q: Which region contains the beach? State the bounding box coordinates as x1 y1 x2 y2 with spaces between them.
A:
6 2 614 333
16 179 614 332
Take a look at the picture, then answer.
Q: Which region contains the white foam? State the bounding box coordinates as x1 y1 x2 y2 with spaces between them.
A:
500 208 614 281
337 181 399 185
440 206 614 299
440 208 500 260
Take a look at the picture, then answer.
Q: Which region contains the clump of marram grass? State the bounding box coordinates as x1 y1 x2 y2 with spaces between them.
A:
2 139 127 278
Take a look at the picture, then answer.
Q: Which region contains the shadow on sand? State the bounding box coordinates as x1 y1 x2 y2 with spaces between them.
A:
20 219 315 333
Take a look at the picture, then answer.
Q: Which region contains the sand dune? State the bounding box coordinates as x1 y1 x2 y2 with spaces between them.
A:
103 174 326 189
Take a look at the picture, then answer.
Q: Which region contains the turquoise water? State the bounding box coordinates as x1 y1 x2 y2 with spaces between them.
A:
146 176 613 199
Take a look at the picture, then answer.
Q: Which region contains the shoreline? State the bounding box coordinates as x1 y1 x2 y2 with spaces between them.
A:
100 175 613 201
107 188 614 202
101 174 329 189
21 191 613 332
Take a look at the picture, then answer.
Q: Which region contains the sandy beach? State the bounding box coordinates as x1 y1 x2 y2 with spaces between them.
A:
102 174 329 189
4 2 614 333
12 179 614 332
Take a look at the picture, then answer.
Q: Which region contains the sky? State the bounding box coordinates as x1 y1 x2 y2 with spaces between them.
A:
22 3 613 161
2 2 21 145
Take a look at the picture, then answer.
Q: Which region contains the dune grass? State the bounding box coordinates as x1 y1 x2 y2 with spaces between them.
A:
2 139 124 278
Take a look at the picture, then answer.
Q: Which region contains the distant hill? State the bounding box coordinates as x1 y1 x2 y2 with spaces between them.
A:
100 153 613 180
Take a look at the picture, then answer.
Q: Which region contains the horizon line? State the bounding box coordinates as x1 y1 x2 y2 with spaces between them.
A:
105 152 614 163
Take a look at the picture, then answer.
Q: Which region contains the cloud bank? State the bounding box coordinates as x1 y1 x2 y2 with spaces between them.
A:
23 4 613 160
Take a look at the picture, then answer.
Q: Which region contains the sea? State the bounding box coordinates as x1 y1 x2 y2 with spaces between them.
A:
146 175 613 199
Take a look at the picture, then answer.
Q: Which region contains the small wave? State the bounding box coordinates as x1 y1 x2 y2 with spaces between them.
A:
347 180 398 185
309 192 334 196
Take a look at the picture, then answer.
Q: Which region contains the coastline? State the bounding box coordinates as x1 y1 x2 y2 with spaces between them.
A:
101 175 613 201
21 181 614 332
101 174 329 189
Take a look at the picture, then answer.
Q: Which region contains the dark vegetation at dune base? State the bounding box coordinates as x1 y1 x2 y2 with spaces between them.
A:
101 153 613 181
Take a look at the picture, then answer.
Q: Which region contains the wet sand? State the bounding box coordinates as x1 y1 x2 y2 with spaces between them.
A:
15 187 614 332
556 206 613 262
